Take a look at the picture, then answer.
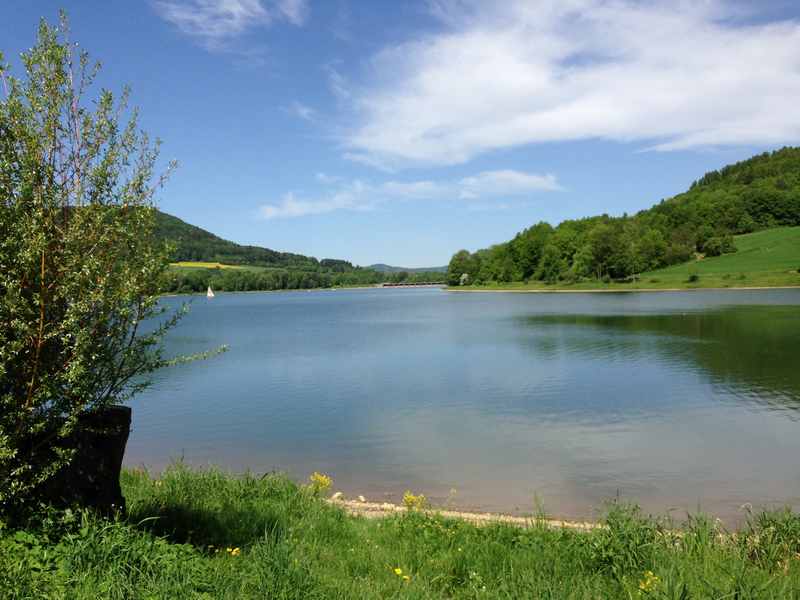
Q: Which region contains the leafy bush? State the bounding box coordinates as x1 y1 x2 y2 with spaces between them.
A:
0 15 183 516
703 234 738 257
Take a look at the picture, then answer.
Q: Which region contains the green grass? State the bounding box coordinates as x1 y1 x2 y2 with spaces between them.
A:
458 227 800 292
2 465 800 598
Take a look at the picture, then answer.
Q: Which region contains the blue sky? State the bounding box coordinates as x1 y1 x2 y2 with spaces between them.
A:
3 1 799 267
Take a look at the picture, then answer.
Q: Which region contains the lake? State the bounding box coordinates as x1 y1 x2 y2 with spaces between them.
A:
127 287 800 523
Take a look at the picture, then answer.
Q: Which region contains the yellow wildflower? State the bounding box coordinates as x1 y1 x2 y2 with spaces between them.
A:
308 472 333 493
402 490 427 510
402 575 410 582
231 547 241 557
638 570 660 593
394 568 403 576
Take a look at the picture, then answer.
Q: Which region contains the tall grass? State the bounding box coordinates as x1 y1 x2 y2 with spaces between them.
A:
2 464 799 598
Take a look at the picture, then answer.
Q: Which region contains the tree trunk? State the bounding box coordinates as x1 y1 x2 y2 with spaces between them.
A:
42 405 132 515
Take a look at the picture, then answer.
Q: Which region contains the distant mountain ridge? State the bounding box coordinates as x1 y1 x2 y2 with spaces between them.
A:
368 263 448 274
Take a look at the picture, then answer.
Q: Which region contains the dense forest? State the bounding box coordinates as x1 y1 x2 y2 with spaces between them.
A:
154 211 443 293
155 211 321 270
160 265 443 294
447 147 800 285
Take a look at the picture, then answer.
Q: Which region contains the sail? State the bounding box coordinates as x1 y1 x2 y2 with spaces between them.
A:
207 286 215 298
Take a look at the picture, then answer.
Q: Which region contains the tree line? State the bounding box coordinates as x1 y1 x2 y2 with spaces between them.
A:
162 266 443 294
154 210 446 292
448 147 800 285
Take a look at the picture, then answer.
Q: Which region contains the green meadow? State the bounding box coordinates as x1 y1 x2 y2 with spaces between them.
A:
170 261 248 271
2 465 800 599
169 261 268 273
456 227 800 293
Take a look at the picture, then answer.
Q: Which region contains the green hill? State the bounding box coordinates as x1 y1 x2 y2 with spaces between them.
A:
639 227 800 288
153 211 444 293
453 227 800 292
448 147 800 288
154 210 324 270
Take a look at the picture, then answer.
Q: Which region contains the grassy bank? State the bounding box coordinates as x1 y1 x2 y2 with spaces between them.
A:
2 466 800 598
455 227 800 293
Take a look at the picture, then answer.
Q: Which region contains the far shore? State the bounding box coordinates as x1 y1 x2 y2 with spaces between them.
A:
448 284 800 294
159 282 800 299
160 284 386 298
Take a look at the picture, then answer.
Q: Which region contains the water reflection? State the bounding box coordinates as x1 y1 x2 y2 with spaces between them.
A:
517 306 800 415
127 289 800 522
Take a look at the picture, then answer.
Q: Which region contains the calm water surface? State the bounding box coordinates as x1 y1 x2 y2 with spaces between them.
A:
128 288 800 522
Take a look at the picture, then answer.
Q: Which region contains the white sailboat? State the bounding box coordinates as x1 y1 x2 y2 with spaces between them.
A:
207 285 215 299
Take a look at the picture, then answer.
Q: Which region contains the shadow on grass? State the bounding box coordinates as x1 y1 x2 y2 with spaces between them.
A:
121 464 310 550
126 500 288 549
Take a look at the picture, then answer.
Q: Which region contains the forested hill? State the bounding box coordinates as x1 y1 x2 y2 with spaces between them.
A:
154 210 324 270
153 211 445 293
448 147 800 285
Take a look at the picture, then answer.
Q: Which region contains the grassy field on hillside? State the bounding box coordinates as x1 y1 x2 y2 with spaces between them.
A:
456 227 800 292
2 465 800 598
170 261 247 270
169 261 278 273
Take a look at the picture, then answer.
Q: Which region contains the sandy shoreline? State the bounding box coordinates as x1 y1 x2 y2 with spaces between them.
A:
328 497 601 531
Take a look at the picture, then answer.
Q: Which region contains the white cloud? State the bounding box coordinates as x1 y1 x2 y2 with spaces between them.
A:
344 0 800 167
153 0 308 49
275 0 309 26
259 169 559 219
285 101 317 122
259 189 370 219
315 172 343 184
458 170 560 199
324 64 351 101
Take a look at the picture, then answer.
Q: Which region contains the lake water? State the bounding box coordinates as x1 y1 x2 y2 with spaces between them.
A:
127 288 800 523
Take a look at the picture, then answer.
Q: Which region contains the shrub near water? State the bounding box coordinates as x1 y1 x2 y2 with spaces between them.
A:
0 14 192 517
2 465 800 598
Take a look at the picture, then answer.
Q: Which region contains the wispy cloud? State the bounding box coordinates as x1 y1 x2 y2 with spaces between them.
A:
285 101 317 122
259 169 560 219
324 63 351 101
315 172 343 184
458 170 560 199
259 187 372 219
275 0 309 26
153 0 309 50
330 1 353 42
344 0 800 167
